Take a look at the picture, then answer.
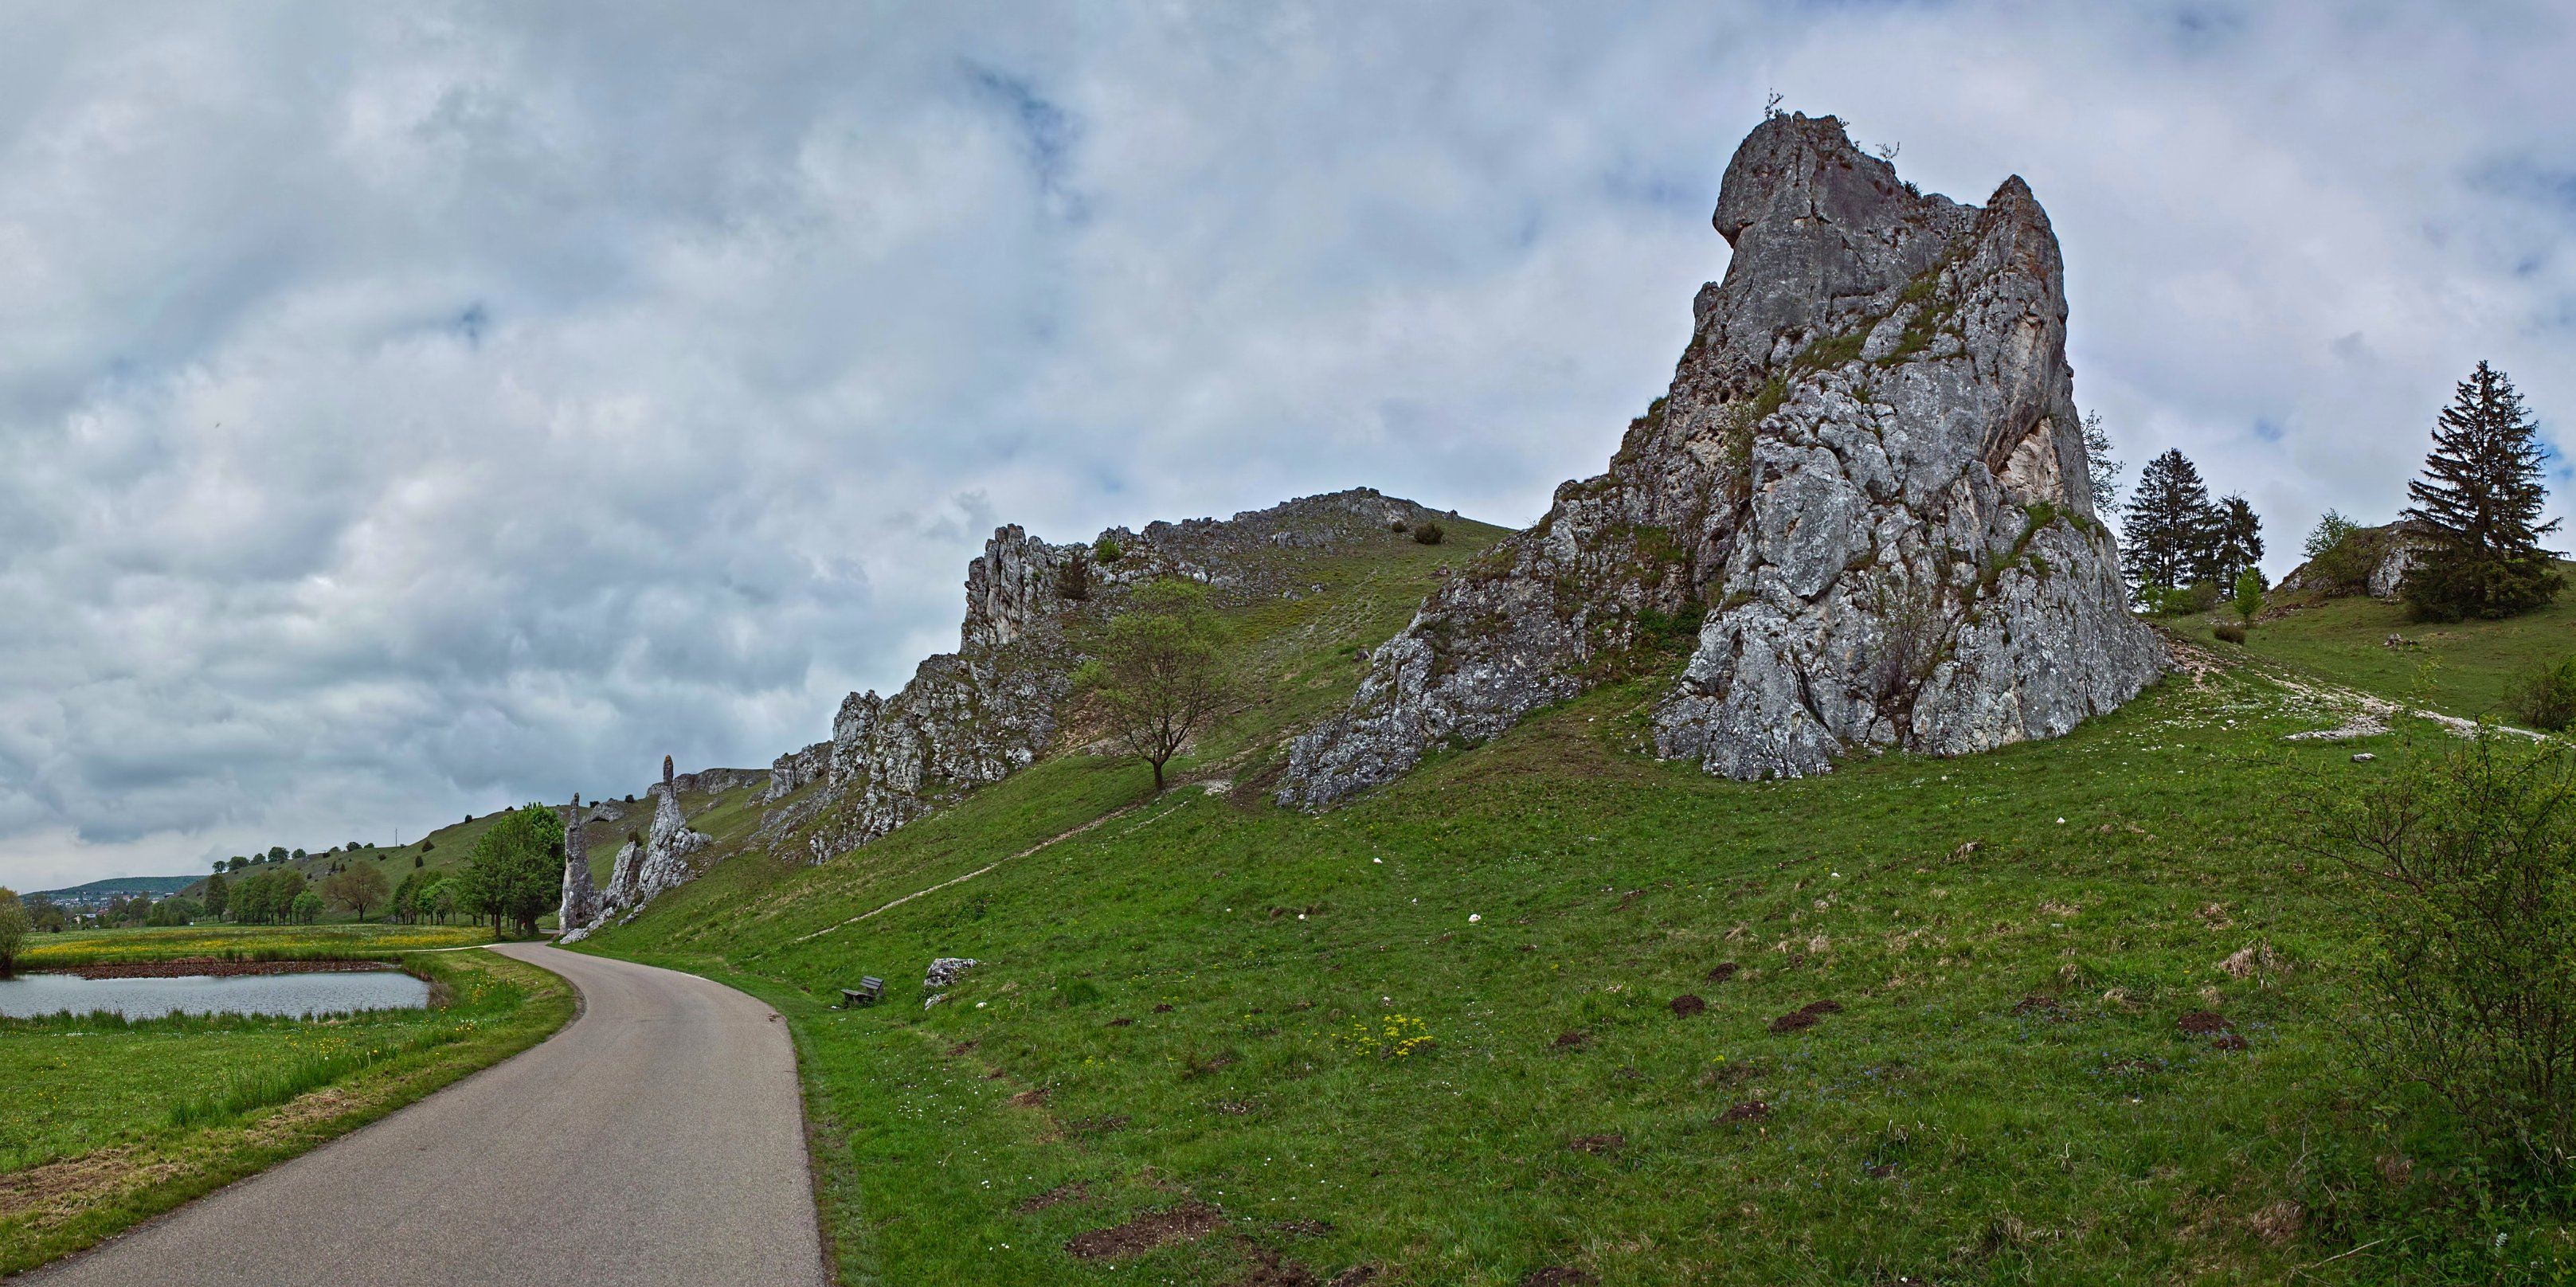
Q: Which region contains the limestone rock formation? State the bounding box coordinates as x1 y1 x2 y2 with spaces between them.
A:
2277 519 2434 600
768 490 1462 863
1282 113 2160 804
566 755 711 938
558 792 598 932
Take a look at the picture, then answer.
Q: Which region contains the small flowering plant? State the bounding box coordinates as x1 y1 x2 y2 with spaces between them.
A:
1333 1012 1434 1060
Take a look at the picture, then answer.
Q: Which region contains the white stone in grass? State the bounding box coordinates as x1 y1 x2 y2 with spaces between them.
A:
1467 913 1481 923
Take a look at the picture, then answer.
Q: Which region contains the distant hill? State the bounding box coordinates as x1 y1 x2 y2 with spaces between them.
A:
30 874 202 902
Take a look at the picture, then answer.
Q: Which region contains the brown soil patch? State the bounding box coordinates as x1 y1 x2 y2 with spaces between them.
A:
2248 1199 2305 1245
1008 1088 1051 1109
1717 1101 1770 1124
1107 1018 1136 1027
1328 1268 1381 1287
52 958 397 980
948 1039 980 1056
1230 1260 1321 1287
1275 1219 1333 1238
1065 1200 1226 1260
1067 1115 1129 1136
2013 993 2063 1019
2175 1011 2233 1036
1211 1100 1256 1116
1552 1031 1588 1050
1153 1003 1175 1013
1770 999 1842 1033
1705 962 1740 984
1016 1180 1090 1214
1566 1132 1624 1155
1521 1269 1596 1287
1669 994 1706 1017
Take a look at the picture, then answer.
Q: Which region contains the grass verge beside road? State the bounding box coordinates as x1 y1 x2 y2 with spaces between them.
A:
15 924 494 969
0 949 572 1275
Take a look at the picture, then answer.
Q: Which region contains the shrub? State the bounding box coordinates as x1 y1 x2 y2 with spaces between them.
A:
1411 521 1445 546
1093 536 1123 564
1055 551 1093 601
2512 656 2576 733
0 891 27 977
1389 519 1409 533
2231 567 2264 624
2307 732 2576 1191
2211 622 2246 644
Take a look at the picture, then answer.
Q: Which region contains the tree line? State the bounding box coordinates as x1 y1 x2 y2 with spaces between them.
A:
2109 360 2558 627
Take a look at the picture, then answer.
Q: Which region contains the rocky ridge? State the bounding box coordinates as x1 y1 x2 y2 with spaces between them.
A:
758 489 1464 864
1281 113 2160 804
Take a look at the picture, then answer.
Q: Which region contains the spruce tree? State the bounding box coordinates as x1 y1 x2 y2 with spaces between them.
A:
2401 362 2562 621
2206 494 2265 588
2122 448 2218 604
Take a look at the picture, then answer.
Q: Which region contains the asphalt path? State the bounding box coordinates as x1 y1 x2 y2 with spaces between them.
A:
23 941 828 1287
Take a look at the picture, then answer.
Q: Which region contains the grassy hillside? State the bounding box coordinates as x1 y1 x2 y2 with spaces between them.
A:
578 538 2576 1284
2243 561 2576 720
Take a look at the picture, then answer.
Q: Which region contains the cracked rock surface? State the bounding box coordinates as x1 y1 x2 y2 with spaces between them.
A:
1281 113 2159 805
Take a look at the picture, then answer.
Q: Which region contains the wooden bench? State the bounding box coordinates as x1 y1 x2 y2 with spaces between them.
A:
840 976 884 1008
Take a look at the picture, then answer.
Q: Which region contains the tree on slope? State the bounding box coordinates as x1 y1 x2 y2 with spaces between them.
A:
322 863 390 922
2081 410 2124 514
2208 494 2265 589
457 804 565 937
2402 361 2564 621
1077 580 1236 794
2122 448 2218 604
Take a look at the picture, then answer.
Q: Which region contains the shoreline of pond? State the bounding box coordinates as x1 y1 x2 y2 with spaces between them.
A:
29 956 405 980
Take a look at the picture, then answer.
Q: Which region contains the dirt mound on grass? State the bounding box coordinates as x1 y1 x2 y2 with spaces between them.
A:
1770 999 1843 1032
1016 1181 1090 1214
1065 1200 1225 1259
1705 962 1740 983
1521 1269 1597 1287
1670 994 1706 1017
1718 1101 1771 1124
1552 1030 1589 1050
1566 1133 1624 1155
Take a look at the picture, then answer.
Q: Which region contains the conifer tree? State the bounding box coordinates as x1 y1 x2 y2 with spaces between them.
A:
2207 494 2265 588
2401 362 2562 621
2122 448 2218 604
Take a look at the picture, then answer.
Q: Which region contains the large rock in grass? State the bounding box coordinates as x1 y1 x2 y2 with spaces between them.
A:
1280 113 2160 804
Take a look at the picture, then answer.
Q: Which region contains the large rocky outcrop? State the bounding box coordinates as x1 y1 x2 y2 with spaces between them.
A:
769 489 1461 863
1281 113 2160 804
2277 519 2433 600
565 755 711 939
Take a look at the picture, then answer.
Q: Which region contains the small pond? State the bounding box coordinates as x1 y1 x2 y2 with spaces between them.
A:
0 970 432 1019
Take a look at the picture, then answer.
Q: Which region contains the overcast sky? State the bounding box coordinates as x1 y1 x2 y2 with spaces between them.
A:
4 2 2572 890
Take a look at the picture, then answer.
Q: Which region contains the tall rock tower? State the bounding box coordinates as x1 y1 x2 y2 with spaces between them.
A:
558 793 598 932
1282 113 2161 804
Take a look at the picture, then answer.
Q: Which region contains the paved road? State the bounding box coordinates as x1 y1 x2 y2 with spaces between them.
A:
25 942 828 1287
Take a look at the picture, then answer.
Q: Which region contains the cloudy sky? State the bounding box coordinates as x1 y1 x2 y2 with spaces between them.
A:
4 2 2572 890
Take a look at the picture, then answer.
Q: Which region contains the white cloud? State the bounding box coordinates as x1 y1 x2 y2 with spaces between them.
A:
4 1 2573 886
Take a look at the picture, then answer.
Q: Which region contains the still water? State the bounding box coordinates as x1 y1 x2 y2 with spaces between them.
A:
0 970 431 1019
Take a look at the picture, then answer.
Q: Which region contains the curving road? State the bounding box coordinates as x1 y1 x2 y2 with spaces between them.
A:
24 942 828 1287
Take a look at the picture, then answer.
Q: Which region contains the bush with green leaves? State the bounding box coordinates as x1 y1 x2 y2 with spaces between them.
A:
0 889 27 976
2307 731 2576 1191
2512 657 2576 733
1092 536 1123 564
1411 520 1445 546
2211 621 2246 644
2300 509 2376 595
2231 567 2264 624
1074 579 1235 794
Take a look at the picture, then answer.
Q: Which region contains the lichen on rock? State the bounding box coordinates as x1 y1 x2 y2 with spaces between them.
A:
1279 113 2160 804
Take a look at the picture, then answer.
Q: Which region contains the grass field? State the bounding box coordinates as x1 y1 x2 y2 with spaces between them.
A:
2241 561 2576 721
16 923 495 968
571 520 2576 1285
0 949 571 1274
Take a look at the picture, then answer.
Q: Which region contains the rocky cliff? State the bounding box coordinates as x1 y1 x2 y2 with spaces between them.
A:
764 489 1463 863
1281 114 2160 804
564 755 710 939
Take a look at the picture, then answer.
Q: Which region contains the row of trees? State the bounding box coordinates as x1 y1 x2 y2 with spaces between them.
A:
2106 361 2557 625
2120 449 2264 612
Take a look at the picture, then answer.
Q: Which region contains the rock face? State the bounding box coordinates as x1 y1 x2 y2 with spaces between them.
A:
2277 520 2433 600
558 793 598 931
566 755 711 939
769 489 1463 863
1282 114 2160 804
